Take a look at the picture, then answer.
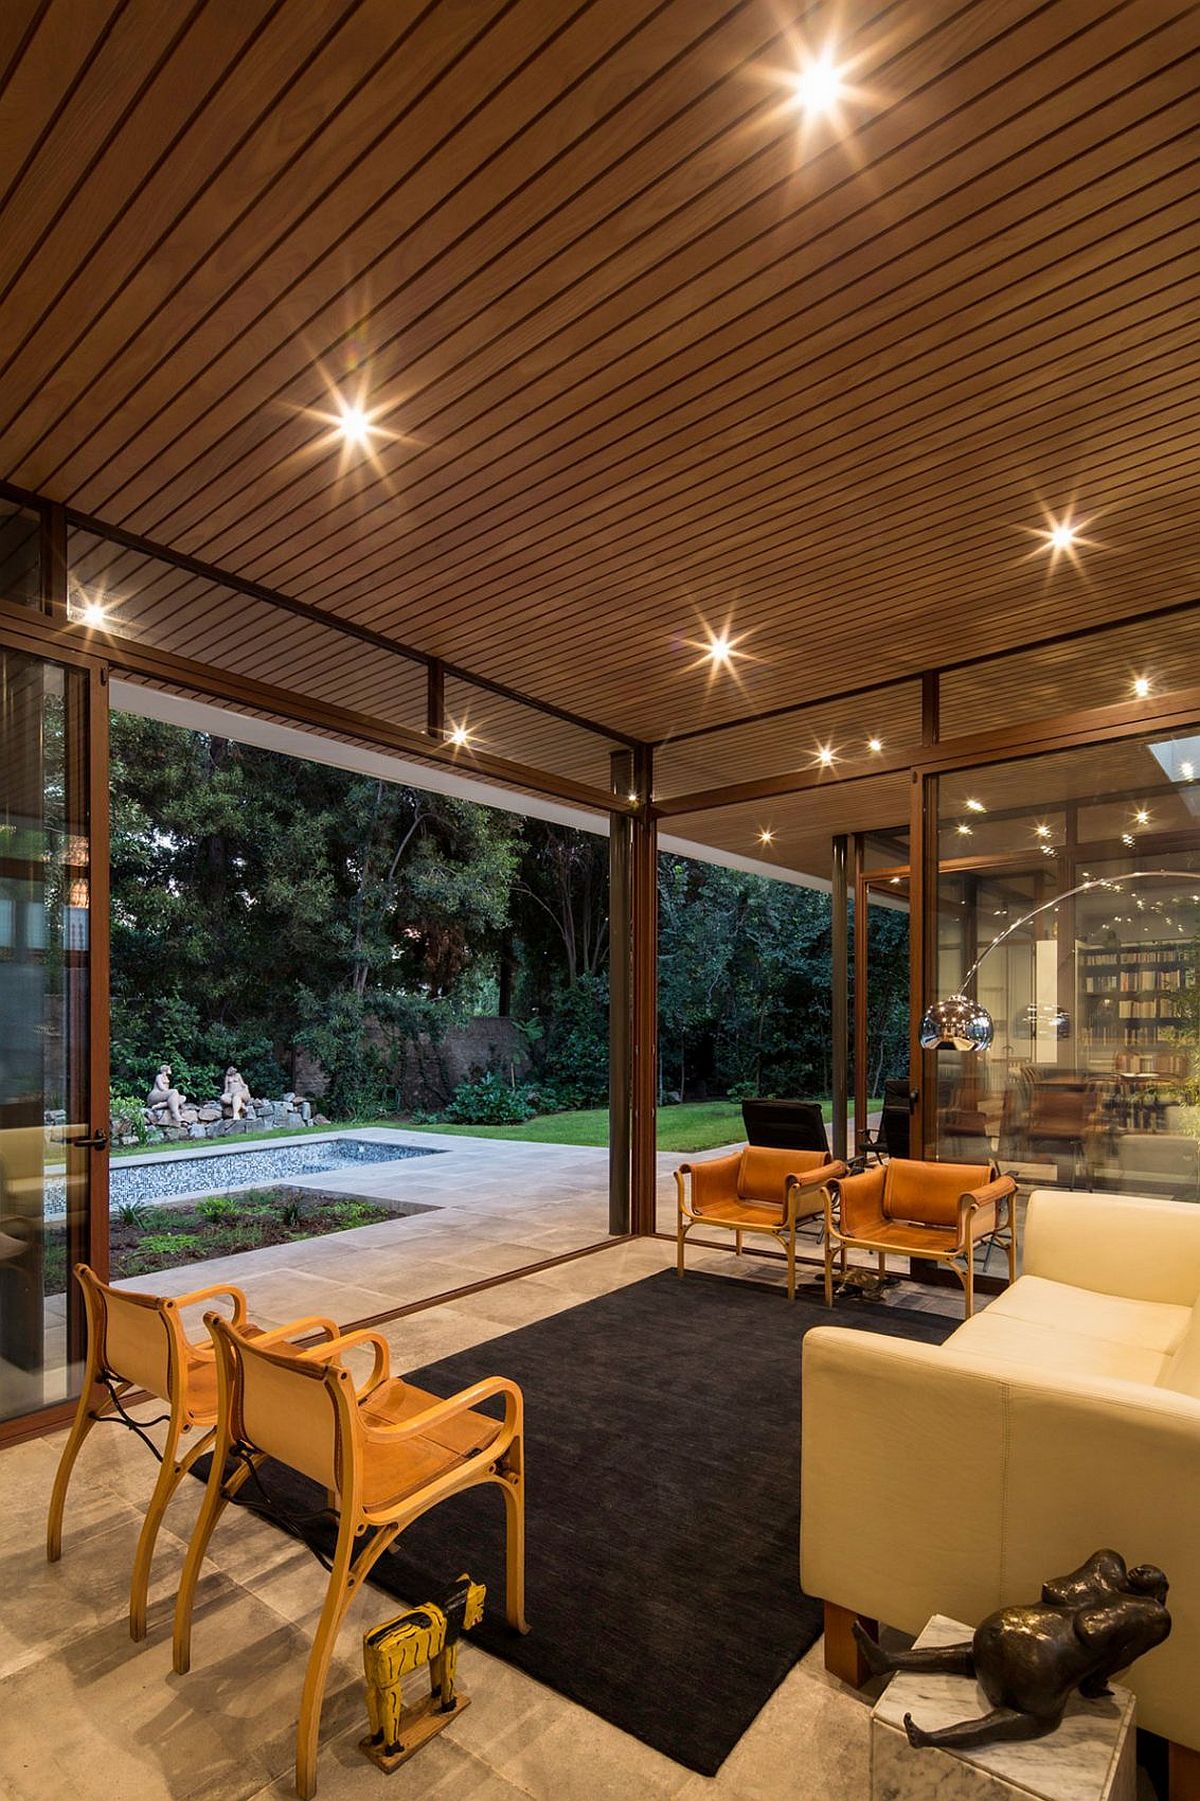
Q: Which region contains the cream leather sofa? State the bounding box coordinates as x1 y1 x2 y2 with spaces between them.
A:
801 1189 1200 1778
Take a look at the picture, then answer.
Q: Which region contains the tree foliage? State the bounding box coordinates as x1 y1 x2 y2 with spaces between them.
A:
109 715 908 1117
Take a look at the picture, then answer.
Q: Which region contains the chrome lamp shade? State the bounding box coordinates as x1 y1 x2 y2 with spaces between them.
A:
919 993 994 1053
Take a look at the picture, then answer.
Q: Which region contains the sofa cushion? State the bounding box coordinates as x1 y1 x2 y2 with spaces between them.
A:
978 1273 1191 1355
1158 1299 1200 1398
949 1309 1172 1387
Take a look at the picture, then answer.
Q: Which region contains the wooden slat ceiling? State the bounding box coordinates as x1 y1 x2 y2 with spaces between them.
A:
3 0 1200 864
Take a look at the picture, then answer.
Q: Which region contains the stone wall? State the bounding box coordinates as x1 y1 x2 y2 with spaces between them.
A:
294 1014 533 1111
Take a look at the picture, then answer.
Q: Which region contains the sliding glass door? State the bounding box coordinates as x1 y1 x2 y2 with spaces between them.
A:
0 635 108 1435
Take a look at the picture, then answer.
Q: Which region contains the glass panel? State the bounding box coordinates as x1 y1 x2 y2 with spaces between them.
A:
857 877 910 1156
0 648 95 1423
0 500 39 608
930 732 1200 1198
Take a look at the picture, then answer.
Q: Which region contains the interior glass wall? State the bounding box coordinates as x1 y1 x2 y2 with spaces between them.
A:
930 727 1200 1198
0 647 95 1423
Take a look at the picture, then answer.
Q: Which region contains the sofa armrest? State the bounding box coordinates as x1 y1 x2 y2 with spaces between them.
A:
800 1326 1200 1749
1024 1189 1200 1305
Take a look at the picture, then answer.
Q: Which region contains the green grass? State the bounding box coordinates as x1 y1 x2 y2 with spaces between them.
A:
399 1097 869 1154
93 1096 874 1161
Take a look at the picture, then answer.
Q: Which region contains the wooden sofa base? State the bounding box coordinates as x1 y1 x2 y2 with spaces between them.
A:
822 1601 877 1689
822 1604 1200 1800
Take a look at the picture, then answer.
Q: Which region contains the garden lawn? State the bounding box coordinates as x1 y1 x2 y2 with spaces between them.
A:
401 1098 847 1153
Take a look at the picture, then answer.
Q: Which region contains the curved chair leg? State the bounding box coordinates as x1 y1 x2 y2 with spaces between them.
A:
173 1443 255 1674
786 1226 796 1302
498 1450 529 1635
129 1417 185 1640
961 1254 975 1319
824 1238 834 1308
295 1510 361 1801
46 1375 107 1562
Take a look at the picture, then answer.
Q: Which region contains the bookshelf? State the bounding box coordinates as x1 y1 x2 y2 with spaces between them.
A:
1079 939 1195 1055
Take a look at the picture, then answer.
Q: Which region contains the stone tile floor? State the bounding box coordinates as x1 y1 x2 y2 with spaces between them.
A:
4 1133 1102 1801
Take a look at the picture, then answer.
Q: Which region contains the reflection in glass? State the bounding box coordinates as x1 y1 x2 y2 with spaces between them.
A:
1 651 92 1423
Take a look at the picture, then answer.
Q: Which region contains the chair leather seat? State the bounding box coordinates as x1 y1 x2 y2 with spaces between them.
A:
693 1196 789 1228
359 1380 503 1510
851 1218 961 1254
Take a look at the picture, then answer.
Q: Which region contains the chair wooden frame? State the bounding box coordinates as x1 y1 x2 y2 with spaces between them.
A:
46 1262 337 1640
173 1313 527 1800
822 1161 1018 1317
676 1150 847 1302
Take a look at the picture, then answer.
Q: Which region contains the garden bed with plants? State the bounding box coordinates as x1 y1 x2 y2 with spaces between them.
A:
44 1185 434 1292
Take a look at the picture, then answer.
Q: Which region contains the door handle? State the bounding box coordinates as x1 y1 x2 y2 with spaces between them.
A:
76 1129 109 1151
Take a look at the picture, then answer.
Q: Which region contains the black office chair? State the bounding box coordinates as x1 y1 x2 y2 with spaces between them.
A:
740 1098 831 1156
859 1078 912 1162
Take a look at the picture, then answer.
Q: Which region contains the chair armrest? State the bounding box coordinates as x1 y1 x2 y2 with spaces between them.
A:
828 1166 887 1239
956 1173 1018 1248
300 1329 391 1398
677 1151 742 1214
173 1282 248 1328
364 1375 523 1444
252 1315 340 1349
786 1161 847 1224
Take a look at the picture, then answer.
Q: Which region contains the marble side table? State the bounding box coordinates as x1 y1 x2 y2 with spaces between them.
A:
870 1615 1136 1801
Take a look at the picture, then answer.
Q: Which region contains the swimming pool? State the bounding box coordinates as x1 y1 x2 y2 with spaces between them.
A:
44 1137 440 1216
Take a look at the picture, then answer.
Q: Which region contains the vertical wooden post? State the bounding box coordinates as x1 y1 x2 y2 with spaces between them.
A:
426 659 445 740
630 746 657 1235
608 751 633 1235
852 835 868 1156
40 501 67 624
831 834 849 1163
909 672 939 1159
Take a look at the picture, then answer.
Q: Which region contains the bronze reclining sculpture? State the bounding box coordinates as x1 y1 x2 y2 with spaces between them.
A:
854 1549 1171 1750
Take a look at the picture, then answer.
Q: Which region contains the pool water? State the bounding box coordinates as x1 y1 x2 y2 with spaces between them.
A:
45 1137 440 1216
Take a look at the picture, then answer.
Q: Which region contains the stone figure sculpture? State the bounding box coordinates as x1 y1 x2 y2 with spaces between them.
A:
220 1066 252 1120
854 1549 1171 1750
146 1064 185 1128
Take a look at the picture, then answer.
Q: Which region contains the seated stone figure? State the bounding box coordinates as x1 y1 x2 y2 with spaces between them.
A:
220 1066 252 1120
855 1549 1171 1750
146 1064 185 1128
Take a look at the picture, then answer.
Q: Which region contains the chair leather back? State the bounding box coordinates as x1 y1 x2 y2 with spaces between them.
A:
226 1329 344 1491
883 1159 994 1228
82 1268 177 1400
738 1145 827 1201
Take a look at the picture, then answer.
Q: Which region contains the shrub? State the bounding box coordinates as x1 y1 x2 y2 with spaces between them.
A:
532 974 609 1108
196 1194 240 1223
109 1092 150 1144
137 1233 203 1258
439 1070 537 1125
113 1198 153 1228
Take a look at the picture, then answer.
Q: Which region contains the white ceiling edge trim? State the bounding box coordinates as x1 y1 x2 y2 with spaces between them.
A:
110 680 829 894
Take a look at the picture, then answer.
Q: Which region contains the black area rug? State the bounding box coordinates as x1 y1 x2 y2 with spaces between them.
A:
205 1268 954 1774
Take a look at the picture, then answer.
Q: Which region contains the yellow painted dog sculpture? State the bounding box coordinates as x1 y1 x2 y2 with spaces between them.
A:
360 1576 487 1771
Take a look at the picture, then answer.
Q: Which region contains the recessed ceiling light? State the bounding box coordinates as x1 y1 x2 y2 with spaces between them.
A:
706 634 734 666
964 798 985 813
890 876 901 885
1133 675 1151 698
791 52 844 114
1122 833 1134 846
446 723 473 748
1048 520 1078 551
1134 808 1150 825
816 745 836 767
78 599 107 628
758 828 774 845
1034 824 1051 838
956 823 972 836
867 736 883 754
627 791 639 805
337 403 373 447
